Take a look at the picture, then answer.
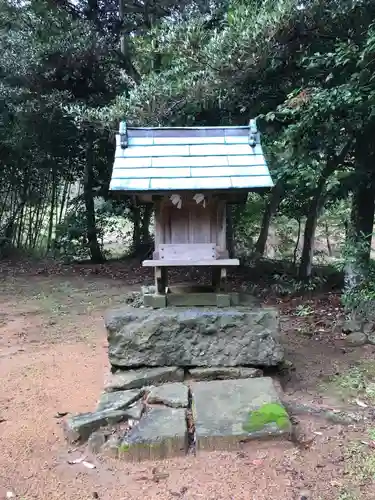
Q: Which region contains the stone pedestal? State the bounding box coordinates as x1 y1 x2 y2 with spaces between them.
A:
105 305 284 369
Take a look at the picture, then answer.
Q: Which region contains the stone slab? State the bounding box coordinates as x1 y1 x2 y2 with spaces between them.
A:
105 367 185 392
166 293 228 307
189 367 263 381
96 390 142 413
106 306 283 368
143 294 166 308
148 383 188 408
216 294 231 308
119 407 187 461
192 377 291 451
88 430 107 454
63 409 129 443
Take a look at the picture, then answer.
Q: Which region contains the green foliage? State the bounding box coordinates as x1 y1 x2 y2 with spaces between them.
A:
232 194 264 256
2 0 375 273
329 361 375 405
294 304 314 317
243 403 290 433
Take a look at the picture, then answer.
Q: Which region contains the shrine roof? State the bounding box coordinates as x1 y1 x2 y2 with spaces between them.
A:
109 121 273 192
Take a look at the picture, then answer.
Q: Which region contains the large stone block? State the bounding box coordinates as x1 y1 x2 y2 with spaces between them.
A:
192 377 291 450
105 306 283 368
119 407 187 461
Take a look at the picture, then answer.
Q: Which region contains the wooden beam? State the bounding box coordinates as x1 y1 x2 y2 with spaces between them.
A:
143 259 239 267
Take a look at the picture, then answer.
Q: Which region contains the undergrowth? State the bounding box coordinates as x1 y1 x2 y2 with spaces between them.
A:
327 361 375 404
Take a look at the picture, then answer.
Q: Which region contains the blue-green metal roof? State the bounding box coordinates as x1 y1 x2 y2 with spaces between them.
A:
109 121 273 192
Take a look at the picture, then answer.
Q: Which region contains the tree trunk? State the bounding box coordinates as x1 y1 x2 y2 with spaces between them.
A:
132 204 141 251
325 222 333 257
344 176 375 289
255 181 284 256
84 131 105 264
299 144 351 280
141 205 152 243
226 205 234 258
293 218 301 267
47 175 57 252
299 170 331 280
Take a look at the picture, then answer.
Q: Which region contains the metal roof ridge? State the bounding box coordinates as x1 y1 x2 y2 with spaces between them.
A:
126 125 250 130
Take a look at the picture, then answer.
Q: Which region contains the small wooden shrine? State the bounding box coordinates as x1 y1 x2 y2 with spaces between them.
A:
110 120 273 307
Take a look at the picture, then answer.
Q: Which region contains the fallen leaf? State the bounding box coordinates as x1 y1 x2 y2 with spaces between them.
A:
153 472 169 482
152 468 169 482
54 411 68 418
330 479 342 487
313 431 323 436
82 461 96 469
250 459 264 466
67 455 86 465
355 399 368 408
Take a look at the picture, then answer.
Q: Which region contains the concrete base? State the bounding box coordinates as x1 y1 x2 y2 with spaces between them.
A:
141 284 262 309
144 292 234 308
143 294 167 308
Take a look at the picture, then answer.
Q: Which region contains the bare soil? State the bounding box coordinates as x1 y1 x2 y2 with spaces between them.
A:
0 260 375 500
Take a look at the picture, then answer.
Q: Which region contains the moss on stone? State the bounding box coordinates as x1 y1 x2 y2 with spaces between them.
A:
243 403 290 433
118 443 130 452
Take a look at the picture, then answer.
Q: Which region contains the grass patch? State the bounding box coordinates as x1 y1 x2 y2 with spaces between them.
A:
344 443 375 482
325 361 375 404
335 430 375 500
337 492 360 500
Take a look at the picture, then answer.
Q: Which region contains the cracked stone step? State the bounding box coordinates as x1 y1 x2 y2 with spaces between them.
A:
119 407 187 461
64 389 144 443
104 367 184 392
147 383 188 408
188 367 263 381
96 390 144 417
64 409 131 443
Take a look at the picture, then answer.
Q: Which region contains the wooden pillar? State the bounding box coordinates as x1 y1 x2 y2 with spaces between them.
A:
155 266 168 294
212 267 227 292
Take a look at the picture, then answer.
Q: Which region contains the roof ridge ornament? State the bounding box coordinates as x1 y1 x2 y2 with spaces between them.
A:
248 119 257 148
119 120 128 149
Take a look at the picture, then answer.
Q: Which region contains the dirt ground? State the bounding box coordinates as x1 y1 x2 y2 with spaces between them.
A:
1 261 375 500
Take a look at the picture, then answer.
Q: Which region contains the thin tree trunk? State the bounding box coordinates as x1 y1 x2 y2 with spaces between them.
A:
33 199 48 249
132 204 141 252
293 218 301 267
141 205 152 243
325 222 333 257
299 186 326 280
255 181 284 256
59 181 70 225
47 175 57 251
226 205 234 258
299 144 351 280
16 204 25 248
84 130 105 263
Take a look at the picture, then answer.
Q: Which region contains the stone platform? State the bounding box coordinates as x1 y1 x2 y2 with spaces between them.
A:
63 367 292 461
105 305 283 369
63 300 288 460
